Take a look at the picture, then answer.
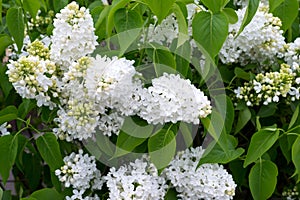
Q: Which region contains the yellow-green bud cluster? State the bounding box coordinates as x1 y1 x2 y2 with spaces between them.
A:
235 63 298 106
28 10 54 31
282 186 299 199
27 40 50 60
64 57 91 81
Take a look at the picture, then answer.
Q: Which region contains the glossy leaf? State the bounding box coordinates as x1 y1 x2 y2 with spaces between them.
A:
234 105 251 134
173 2 189 47
201 0 229 13
0 186 3 199
237 0 260 36
272 0 298 31
6 7 24 52
0 105 18 125
222 8 238 24
292 136 300 183
23 0 40 18
114 117 153 158
174 40 191 77
249 160 278 200
36 133 63 171
0 0 2 24
142 0 176 23
289 104 300 129
269 0 284 12
106 0 131 36
53 0 68 13
30 188 63 200
234 67 250 81
192 11 228 59
114 8 143 56
0 135 18 184
244 128 279 167
0 34 13 55
146 43 177 77
199 133 244 164
148 129 176 169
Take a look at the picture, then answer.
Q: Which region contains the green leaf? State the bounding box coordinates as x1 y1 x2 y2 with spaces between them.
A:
249 160 278 200
114 117 153 158
234 67 250 81
0 187 3 199
289 105 300 129
0 135 18 184
148 129 176 170
272 0 298 31
229 160 248 186
114 9 143 32
21 198 37 200
2 191 12 200
6 7 25 52
257 103 277 118
36 133 63 171
201 0 229 13
244 128 279 167
199 133 244 164
214 94 235 133
0 105 18 125
30 188 63 200
174 40 191 77
53 0 68 13
23 0 40 18
0 34 13 55
142 0 176 23
23 153 42 190
234 105 251 134
192 11 228 59
173 2 189 47
15 134 29 171
292 136 300 183
164 188 178 200
146 43 177 77
222 8 238 24
0 0 2 24
106 0 131 36
279 134 291 162
237 0 260 36
114 8 143 56
269 0 284 12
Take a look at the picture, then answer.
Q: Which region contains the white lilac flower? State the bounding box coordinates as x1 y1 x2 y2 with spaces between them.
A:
220 3 286 67
98 112 125 137
55 150 103 191
234 63 300 106
138 73 212 125
163 146 236 200
6 41 59 109
284 38 300 66
85 55 143 116
50 1 98 70
0 122 11 136
143 14 178 45
104 156 168 200
53 97 99 141
66 189 100 200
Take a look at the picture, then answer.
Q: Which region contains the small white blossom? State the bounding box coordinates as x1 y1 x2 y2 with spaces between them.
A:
55 150 103 191
138 73 212 125
220 3 286 67
163 147 236 200
50 1 98 69
0 122 11 136
104 156 168 200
